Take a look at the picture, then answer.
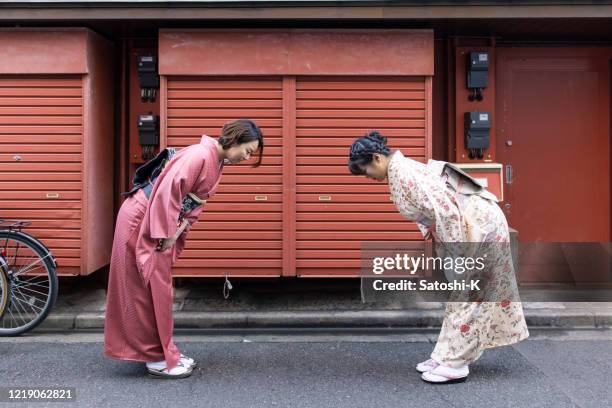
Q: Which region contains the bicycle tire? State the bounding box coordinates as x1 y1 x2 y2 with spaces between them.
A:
0 262 8 321
0 230 58 336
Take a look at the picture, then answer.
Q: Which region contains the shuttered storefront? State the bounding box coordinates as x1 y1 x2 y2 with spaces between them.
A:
0 76 84 273
165 78 284 277
0 29 114 276
159 29 434 277
295 78 429 276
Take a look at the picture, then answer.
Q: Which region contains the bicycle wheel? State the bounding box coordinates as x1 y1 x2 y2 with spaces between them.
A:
0 230 57 336
0 259 8 321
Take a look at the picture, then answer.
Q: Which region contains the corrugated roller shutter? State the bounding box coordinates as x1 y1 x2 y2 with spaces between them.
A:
0 76 83 273
166 77 283 277
296 77 428 276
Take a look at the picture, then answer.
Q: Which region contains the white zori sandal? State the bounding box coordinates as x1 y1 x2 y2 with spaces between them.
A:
179 354 197 368
421 364 469 384
416 359 440 373
146 355 196 379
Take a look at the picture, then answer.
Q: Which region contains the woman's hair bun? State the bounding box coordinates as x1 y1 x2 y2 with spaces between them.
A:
365 131 387 146
347 130 391 174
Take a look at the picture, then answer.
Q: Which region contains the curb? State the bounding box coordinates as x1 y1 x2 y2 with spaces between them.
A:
36 309 612 332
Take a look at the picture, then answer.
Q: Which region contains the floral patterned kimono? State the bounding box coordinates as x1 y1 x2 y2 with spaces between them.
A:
387 150 529 368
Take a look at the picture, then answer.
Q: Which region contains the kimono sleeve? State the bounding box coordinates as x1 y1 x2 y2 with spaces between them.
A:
398 159 466 243
147 151 206 240
171 205 204 264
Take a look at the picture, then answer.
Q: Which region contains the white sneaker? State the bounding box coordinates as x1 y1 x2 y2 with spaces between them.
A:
416 358 440 373
421 364 469 384
146 360 193 379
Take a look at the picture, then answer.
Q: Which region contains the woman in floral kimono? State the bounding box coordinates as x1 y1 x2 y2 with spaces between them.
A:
104 119 264 379
348 131 529 384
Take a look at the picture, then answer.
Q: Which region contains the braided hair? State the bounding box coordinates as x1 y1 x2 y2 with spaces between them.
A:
348 131 390 175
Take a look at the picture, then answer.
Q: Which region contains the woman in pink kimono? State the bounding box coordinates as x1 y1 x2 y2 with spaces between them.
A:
104 119 264 379
349 131 529 384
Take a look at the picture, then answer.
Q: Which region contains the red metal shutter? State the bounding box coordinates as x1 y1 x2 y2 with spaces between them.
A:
0 76 83 274
295 77 430 277
165 77 284 277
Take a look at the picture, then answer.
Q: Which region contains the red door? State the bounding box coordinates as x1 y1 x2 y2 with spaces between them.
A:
496 48 611 282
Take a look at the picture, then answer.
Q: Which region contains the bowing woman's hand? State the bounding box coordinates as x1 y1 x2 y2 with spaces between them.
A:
156 219 190 251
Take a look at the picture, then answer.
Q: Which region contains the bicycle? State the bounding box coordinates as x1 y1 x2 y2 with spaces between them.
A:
0 219 58 336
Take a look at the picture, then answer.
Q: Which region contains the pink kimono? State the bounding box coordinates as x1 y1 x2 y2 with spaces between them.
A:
104 135 223 370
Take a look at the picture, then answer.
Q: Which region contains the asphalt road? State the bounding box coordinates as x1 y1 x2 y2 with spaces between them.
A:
0 329 611 408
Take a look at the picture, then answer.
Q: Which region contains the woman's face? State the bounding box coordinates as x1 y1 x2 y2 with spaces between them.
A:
359 153 389 181
224 140 260 164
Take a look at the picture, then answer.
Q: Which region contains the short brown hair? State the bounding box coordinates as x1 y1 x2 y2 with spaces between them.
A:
218 119 264 167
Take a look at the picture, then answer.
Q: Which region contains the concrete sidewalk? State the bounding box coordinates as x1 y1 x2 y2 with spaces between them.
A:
38 276 612 332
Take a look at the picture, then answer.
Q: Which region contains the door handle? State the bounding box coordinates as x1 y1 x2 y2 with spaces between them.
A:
505 165 513 185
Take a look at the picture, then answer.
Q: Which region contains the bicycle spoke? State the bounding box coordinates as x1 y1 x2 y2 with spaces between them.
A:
12 253 53 277
15 283 49 299
12 288 44 313
11 290 34 324
5 304 21 328
14 275 50 289
19 280 50 290
10 254 39 274
10 259 41 276
7 292 30 327
11 292 40 316
16 291 48 312
13 283 45 305
14 274 50 288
